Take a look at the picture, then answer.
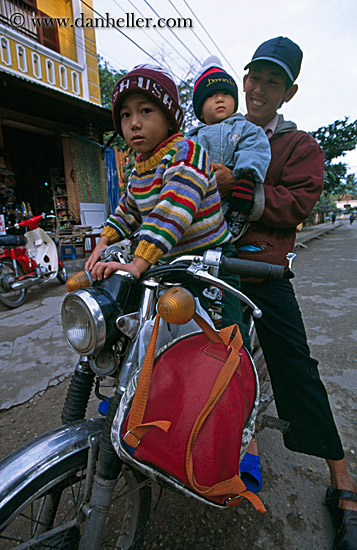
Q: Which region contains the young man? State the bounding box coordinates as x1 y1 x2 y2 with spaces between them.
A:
214 37 357 550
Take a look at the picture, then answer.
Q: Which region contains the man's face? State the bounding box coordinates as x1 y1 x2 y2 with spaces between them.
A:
201 92 236 124
243 61 297 127
119 93 171 159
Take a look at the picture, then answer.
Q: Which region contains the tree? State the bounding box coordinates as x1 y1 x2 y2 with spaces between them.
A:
98 56 127 150
309 117 357 220
98 56 126 110
177 71 195 131
310 117 357 195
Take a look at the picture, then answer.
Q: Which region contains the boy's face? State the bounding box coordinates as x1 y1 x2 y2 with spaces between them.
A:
243 61 297 128
119 94 172 159
200 92 236 125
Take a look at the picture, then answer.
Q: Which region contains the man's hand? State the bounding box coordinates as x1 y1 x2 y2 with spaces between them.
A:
211 163 235 198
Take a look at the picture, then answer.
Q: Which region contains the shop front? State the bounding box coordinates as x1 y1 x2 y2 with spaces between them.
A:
0 70 113 242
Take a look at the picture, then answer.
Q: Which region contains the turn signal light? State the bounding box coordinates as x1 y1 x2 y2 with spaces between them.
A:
157 287 195 325
66 270 93 293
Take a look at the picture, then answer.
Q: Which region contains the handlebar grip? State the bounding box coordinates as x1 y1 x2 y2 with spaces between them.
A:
220 256 285 279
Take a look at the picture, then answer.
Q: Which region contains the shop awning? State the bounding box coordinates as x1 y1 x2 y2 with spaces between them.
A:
0 70 114 135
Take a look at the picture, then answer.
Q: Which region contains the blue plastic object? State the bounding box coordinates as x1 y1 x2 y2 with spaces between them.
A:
240 452 262 493
60 244 76 261
98 398 111 416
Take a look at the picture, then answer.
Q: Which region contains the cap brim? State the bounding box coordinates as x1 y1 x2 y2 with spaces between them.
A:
244 57 294 82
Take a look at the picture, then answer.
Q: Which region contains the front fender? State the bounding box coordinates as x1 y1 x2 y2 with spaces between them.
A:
0 418 104 521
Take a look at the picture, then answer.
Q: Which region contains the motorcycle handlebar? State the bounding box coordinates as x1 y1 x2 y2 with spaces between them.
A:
17 214 44 228
219 256 285 280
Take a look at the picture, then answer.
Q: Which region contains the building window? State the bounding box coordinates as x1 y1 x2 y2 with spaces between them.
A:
0 36 11 66
71 71 80 95
31 52 42 79
46 59 55 85
59 65 68 90
16 44 27 73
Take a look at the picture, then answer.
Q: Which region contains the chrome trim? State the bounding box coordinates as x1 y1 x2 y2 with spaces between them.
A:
113 270 136 280
140 281 158 322
62 289 106 355
0 419 104 528
116 312 140 338
169 255 203 265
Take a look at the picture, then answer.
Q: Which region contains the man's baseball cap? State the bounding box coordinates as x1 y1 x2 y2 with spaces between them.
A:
244 36 303 82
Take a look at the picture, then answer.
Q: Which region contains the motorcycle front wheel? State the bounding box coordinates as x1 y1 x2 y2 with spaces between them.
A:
0 450 151 550
0 259 26 308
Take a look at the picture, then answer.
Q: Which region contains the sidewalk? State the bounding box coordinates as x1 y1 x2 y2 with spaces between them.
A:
63 222 343 275
294 221 342 248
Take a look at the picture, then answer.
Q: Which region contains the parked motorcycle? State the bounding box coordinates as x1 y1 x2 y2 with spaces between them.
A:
0 242 290 549
0 213 68 308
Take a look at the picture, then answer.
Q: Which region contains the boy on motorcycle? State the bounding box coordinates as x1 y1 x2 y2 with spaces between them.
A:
85 64 244 332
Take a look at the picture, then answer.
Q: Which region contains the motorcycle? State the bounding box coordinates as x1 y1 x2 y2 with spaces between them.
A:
0 242 291 549
0 212 68 308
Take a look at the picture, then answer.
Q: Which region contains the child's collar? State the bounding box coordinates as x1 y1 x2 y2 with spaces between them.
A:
135 132 184 172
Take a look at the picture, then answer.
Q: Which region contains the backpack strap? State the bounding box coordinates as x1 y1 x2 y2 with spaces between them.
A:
124 314 171 448
184 324 266 512
124 312 226 448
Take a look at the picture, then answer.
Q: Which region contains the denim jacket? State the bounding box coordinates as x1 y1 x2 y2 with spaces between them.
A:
186 113 271 183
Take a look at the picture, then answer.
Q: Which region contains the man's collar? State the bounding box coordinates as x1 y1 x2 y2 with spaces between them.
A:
264 114 279 137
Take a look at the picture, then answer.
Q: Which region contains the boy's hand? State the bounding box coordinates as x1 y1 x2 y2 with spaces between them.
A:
84 236 110 272
90 256 151 281
212 163 235 198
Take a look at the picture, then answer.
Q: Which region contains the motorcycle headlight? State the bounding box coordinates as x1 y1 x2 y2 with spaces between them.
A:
61 272 136 356
61 290 106 355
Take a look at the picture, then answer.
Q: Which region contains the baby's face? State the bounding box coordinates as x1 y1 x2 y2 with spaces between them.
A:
201 92 236 124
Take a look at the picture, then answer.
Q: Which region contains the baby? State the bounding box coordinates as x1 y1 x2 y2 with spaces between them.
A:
187 57 271 241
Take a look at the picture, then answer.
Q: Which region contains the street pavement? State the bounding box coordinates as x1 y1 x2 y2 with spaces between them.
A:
0 281 77 410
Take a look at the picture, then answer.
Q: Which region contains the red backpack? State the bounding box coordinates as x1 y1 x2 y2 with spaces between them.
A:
119 311 265 512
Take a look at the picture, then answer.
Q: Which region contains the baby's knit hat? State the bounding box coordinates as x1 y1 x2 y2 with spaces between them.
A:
193 56 238 122
112 64 184 137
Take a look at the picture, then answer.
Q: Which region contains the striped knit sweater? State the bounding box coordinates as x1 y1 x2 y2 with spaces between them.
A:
101 133 231 264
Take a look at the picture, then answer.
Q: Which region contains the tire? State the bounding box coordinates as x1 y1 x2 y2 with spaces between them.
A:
0 450 151 550
57 264 68 284
0 259 27 308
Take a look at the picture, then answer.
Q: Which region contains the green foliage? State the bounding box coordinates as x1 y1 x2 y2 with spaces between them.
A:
98 56 126 110
312 191 338 214
98 56 129 151
310 117 357 195
178 75 195 131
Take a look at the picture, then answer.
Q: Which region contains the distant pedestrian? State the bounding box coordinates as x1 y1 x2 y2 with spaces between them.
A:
331 212 336 224
350 213 355 225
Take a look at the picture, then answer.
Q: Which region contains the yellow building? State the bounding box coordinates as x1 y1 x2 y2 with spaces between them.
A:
0 0 113 230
